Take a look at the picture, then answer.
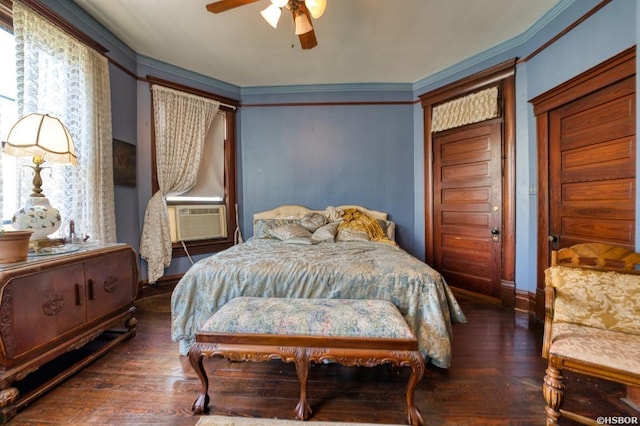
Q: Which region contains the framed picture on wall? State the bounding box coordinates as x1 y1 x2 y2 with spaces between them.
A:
113 139 136 187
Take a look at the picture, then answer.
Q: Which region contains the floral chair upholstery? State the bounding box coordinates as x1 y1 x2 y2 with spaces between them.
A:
542 243 640 425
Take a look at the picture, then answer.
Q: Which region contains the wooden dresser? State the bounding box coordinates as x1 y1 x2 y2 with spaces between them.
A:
0 243 138 423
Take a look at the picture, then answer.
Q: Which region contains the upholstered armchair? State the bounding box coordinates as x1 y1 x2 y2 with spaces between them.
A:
542 243 640 425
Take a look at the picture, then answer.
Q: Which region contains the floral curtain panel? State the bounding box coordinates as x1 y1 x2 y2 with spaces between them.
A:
140 85 220 283
12 0 116 242
431 86 499 133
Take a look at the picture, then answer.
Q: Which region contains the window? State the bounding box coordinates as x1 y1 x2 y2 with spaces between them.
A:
165 111 226 203
146 76 239 260
0 0 116 243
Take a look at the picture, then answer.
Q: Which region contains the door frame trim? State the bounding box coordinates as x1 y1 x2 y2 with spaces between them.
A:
419 58 517 307
531 46 636 318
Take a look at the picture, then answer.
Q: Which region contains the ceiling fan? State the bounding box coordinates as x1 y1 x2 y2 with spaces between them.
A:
205 0 327 50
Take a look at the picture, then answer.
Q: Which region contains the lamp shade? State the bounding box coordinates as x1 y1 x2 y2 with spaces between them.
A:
261 3 282 28
305 0 326 19
3 113 77 166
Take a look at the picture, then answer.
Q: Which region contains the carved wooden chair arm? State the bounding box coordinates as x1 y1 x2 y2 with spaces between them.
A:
542 284 555 359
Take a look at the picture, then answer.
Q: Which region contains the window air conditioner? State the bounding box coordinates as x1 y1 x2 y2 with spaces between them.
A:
168 205 227 243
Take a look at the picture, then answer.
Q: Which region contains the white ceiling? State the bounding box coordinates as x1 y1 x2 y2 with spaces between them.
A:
71 0 561 88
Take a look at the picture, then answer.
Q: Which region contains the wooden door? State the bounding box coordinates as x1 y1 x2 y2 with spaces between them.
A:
533 47 636 318
548 76 636 250
433 119 503 299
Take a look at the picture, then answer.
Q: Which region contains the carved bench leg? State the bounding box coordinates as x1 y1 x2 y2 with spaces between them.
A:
294 348 312 420
543 365 564 426
188 343 211 415
405 352 425 426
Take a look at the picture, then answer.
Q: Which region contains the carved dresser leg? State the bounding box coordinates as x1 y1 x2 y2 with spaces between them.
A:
405 352 425 426
294 348 312 420
0 387 18 423
188 343 211 415
125 316 138 331
125 316 138 338
543 364 564 426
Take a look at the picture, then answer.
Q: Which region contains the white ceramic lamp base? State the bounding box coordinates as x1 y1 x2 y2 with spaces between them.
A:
12 196 62 241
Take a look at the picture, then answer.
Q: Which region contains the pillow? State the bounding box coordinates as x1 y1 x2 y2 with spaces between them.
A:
324 206 344 222
253 218 299 239
546 265 640 335
386 221 396 241
377 219 396 241
283 236 314 245
299 212 326 232
311 222 339 243
335 227 370 242
269 223 313 244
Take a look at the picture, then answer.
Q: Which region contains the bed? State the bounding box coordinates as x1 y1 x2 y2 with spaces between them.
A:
171 205 467 368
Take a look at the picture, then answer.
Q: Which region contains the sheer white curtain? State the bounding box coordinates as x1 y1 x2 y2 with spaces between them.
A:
140 85 220 283
11 0 116 242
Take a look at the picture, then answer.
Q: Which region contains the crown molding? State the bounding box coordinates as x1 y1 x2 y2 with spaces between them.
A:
241 82 414 96
137 55 241 98
412 0 577 93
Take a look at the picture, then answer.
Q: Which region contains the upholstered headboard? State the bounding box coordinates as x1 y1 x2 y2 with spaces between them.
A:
253 204 388 221
252 204 394 241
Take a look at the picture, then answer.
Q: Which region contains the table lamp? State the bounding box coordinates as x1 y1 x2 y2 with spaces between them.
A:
2 113 77 242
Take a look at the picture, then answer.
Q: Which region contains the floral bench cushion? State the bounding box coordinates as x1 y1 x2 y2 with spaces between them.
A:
545 266 640 335
549 322 640 375
200 297 416 339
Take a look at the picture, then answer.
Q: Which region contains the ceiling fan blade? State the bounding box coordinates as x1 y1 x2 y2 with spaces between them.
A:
294 4 318 50
206 0 261 14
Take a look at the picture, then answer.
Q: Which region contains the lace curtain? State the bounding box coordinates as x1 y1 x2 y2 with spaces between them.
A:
11 0 116 242
140 85 220 283
432 86 499 133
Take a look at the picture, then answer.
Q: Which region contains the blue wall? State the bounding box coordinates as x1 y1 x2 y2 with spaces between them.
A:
44 0 639 293
110 65 139 252
239 92 416 252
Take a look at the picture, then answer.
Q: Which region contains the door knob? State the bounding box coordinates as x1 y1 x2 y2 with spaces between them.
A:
491 227 500 242
548 235 558 243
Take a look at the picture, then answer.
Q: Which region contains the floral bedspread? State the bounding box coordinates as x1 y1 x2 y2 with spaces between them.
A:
171 238 467 368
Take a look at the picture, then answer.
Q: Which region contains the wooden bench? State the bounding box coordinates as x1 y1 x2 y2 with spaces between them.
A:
189 297 425 425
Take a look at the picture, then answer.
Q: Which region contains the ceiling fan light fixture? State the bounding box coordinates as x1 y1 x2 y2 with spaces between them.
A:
271 0 288 7
261 3 281 28
304 0 326 19
294 11 313 35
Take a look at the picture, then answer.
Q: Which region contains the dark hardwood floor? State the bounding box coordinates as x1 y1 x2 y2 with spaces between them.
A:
7 293 637 425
